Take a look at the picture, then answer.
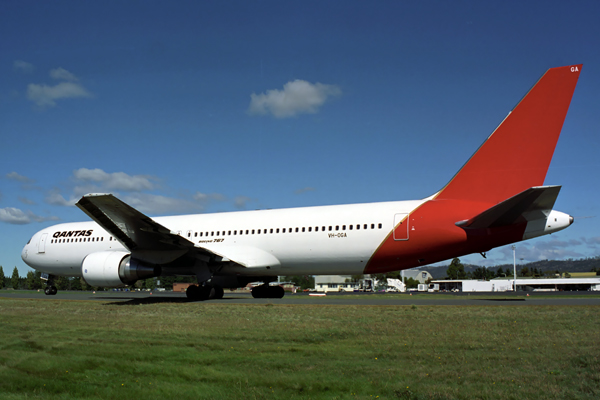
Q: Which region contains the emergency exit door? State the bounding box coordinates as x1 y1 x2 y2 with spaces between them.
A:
393 213 409 241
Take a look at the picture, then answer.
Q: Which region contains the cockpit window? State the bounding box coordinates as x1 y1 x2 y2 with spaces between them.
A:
27 237 32 244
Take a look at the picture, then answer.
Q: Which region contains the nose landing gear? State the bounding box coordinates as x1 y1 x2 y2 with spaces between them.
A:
43 274 58 295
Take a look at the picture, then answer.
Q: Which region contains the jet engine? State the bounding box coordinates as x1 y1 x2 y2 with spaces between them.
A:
81 251 160 287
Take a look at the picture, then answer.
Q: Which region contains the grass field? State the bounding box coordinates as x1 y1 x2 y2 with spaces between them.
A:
1 298 599 399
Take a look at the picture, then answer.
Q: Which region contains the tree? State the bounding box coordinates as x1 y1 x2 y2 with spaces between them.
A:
495 267 505 278
519 266 531 277
70 277 82 291
404 277 420 289
80 277 92 291
445 258 466 280
26 271 35 290
56 276 70 290
473 267 494 281
143 278 155 290
11 267 20 290
0 266 4 289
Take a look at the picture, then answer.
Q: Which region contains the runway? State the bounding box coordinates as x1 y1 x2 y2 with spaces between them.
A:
2 290 600 306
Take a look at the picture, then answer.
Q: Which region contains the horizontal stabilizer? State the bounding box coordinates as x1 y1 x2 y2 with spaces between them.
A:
455 186 561 229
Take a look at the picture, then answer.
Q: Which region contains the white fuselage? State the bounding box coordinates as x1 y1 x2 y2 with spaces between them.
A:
22 199 425 278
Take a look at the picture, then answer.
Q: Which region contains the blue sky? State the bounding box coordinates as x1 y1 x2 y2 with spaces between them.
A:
2 1 599 276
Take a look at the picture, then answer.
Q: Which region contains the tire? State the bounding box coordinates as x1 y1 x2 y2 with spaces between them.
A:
210 286 224 300
186 285 200 300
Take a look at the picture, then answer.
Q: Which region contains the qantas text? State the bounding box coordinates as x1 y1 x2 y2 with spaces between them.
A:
53 230 93 238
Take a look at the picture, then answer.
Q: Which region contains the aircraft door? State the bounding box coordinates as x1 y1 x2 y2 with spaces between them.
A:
393 213 409 241
38 233 48 253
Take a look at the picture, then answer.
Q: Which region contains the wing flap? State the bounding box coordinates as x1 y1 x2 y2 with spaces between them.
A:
196 244 281 269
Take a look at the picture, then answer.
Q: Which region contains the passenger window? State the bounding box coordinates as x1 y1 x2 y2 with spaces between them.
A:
342 225 346 230
228 231 231 235
336 225 339 231
329 226 332 231
252 229 255 234
308 227 312 232
276 228 280 233
378 223 382 229
282 228 286 233
270 229 273 234
349 225 353 230
356 224 360 230
295 227 299 233
302 227 306 232
371 224 375 229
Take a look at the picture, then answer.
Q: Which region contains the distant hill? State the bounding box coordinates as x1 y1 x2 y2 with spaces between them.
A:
417 256 600 280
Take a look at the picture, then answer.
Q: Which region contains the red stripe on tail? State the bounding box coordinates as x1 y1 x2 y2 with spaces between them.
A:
436 65 581 204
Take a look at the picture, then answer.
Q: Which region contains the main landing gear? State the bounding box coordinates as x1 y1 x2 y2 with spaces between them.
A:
251 284 285 299
185 284 224 301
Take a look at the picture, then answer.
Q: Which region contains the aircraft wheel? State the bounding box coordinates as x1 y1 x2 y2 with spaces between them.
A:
272 286 285 299
186 285 201 300
210 286 224 300
45 286 57 295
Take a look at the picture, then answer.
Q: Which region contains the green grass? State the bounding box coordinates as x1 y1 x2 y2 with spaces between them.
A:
0 298 599 399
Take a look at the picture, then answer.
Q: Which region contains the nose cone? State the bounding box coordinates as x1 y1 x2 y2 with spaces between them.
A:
21 234 34 267
569 215 574 225
21 242 30 265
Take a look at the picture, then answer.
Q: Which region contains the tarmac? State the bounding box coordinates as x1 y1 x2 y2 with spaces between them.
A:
2 290 600 306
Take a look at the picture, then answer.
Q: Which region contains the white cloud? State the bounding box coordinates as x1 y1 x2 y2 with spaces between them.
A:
122 193 202 215
19 197 36 205
247 80 341 118
73 168 156 192
234 196 252 209
27 81 92 107
50 67 79 82
0 208 30 224
13 60 34 73
6 172 34 183
0 207 58 225
45 190 78 207
193 192 226 207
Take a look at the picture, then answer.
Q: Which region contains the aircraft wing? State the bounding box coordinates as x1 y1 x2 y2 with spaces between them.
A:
76 194 255 266
455 186 561 229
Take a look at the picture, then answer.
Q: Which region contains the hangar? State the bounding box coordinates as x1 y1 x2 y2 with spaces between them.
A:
432 277 600 292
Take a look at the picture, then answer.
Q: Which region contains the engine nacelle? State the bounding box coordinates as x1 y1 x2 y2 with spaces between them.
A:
81 251 161 287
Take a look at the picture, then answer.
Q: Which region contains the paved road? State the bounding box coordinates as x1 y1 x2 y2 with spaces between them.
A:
2 290 600 306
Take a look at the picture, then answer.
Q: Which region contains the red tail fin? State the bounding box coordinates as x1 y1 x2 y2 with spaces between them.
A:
436 65 582 204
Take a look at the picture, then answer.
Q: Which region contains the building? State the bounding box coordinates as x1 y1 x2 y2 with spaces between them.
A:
431 277 600 292
402 269 433 284
314 275 358 292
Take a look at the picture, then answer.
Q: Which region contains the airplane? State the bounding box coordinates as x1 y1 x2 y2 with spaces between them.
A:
21 64 582 300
